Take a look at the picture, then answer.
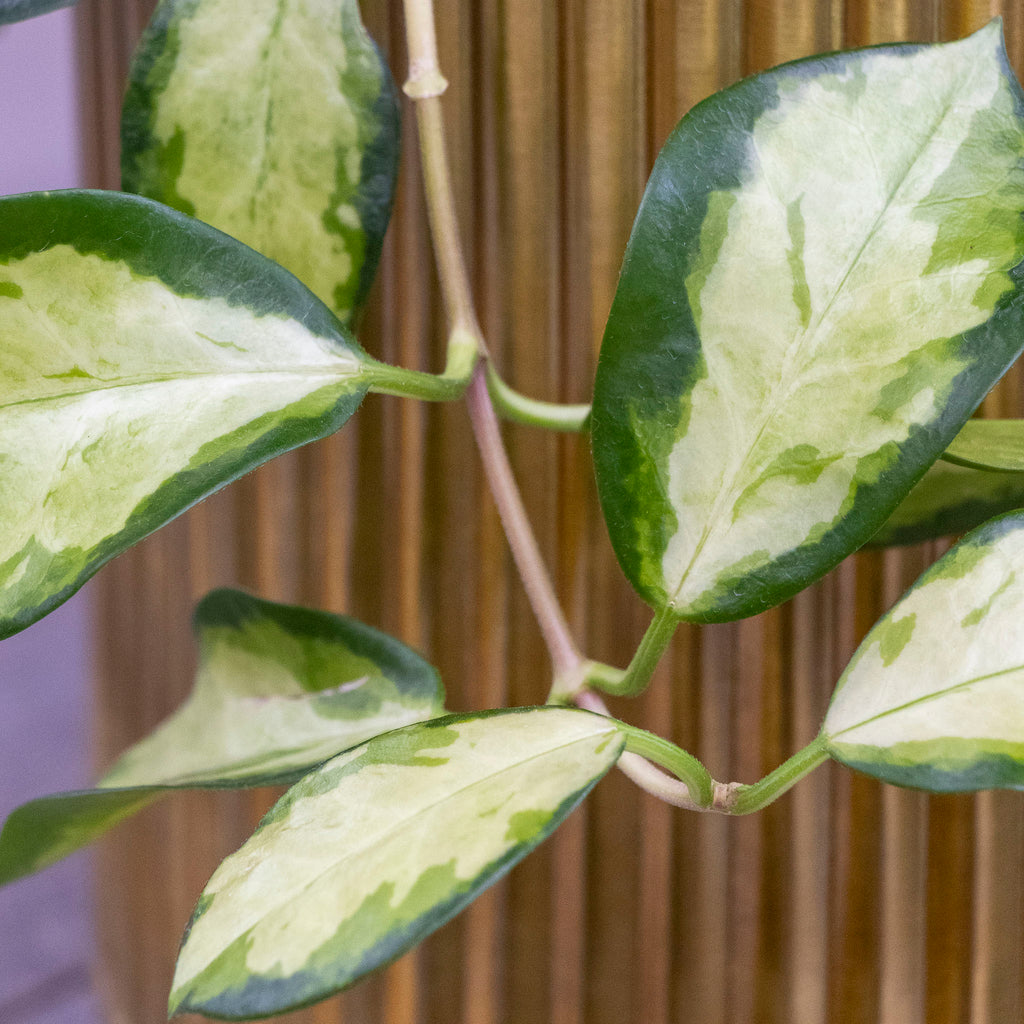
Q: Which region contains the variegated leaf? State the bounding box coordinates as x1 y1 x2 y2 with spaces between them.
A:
0 590 443 885
0 190 371 638
169 708 625 1019
0 0 74 26
825 511 1024 790
106 588 444 787
943 418 1024 471
121 0 399 326
870 458 1024 547
0 788 165 888
593 24 1024 622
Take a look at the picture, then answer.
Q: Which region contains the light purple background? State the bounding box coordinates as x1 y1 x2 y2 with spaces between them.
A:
0 9 103 1024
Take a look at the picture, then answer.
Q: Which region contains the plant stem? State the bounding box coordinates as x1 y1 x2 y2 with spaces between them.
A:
726 735 830 815
402 0 447 100
402 1 481 365
581 660 627 694
364 340 476 401
403 0 585 683
597 604 678 697
486 364 591 432
617 723 714 807
467 364 584 679
578 691 829 815
575 691 706 810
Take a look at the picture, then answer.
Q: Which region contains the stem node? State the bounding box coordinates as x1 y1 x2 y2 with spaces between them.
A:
403 66 448 99
712 781 741 812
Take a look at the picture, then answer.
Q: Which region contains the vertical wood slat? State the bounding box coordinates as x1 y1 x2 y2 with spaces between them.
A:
877 549 931 1024
574 7 650 1024
78 2 1024 1022
459 6 510 1024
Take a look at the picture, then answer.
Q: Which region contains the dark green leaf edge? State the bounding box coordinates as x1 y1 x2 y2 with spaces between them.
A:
829 510 1024 791
0 0 74 27
593 29 1024 621
194 588 444 708
0 190 364 344
120 0 401 328
868 460 1024 547
171 708 626 1020
832 738 1024 792
0 589 446 885
0 383 365 641
942 418 1024 472
0 190 371 638
332 0 401 325
1 775 286 889
0 727 445 889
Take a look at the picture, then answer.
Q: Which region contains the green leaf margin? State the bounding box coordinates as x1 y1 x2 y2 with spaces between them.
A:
827 510 1024 791
0 0 74 26
120 0 401 326
0 189 370 638
169 708 625 1019
592 31 1024 620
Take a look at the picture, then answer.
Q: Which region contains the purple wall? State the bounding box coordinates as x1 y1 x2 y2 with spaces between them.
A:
0 10 101 1024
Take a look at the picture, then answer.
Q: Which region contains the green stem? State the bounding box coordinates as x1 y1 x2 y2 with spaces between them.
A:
726 735 830 815
547 659 627 705
575 691 705 810
486 364 591 432
582 660 627 694
618 723 713 807
597 605 678 697
364 328 478 403
364 355 473 402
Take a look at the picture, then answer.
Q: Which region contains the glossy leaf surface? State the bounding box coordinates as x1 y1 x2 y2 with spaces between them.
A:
122 0 399 325
825 511 1024 790
105 589 444 787
0 590 443 885
943 418 1024 471
0 0 74 25
870 459 1024 547
0 190 370 638
170 709 625 1019
593 24 1024 622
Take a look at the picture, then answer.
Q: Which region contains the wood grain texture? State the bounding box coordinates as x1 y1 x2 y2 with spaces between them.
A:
81 1 1024 1021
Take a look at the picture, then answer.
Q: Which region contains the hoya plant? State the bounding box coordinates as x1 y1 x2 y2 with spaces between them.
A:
2 0 1024 1018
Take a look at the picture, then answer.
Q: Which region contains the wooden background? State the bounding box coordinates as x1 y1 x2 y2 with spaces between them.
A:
79 1 1024 1021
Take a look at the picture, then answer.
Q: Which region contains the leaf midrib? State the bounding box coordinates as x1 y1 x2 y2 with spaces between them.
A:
829 662 1024 739
112 697 433 789
248 0 289 234
0 364 361 412
181 723 622 986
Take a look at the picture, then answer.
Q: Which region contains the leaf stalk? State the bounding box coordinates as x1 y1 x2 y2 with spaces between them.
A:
486 364 591 432
724 735 830 815
597 605 678 697
617 722 714 807
578 692 829 814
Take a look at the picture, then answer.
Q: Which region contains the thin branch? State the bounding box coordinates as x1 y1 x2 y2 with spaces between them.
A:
577 691 828 814
403 0 584 683
597 605 678 697
402 0 479 357
576 691 706 811
467 364 584 679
